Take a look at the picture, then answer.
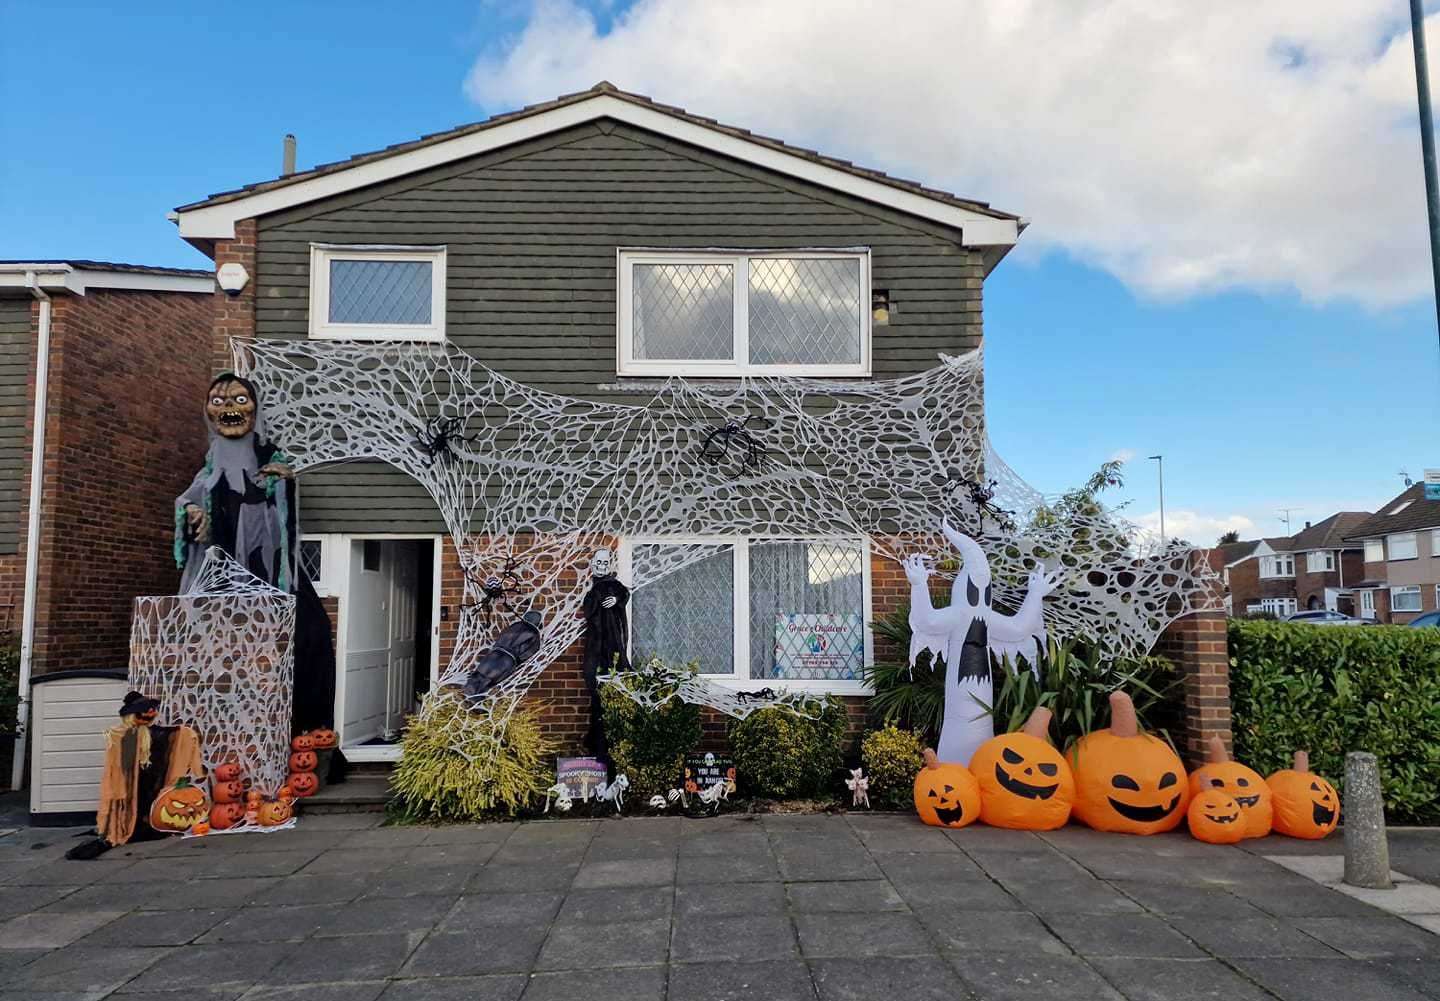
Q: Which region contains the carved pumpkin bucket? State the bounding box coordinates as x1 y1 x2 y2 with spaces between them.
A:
291 734 315 753
288 771 320 797
256 798 293 827
1069 691 1189 835
148 775 210 834
1267 751 1339 839
212 762 244 784
309 728 338 750
209 802 245 830
211 779 246 804
914 748 980 829
1187 788 1245 844
969 707 1074 830
1189 737 1271 839
289 750 318 773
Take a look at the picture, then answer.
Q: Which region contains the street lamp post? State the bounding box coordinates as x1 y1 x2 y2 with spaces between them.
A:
1411 0 1440 345
1148 454 1166 546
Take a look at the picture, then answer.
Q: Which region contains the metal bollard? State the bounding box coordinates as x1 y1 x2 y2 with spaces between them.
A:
1343 752 1392 890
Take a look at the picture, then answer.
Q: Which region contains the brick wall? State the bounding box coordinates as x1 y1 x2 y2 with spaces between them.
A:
212 218 257 372
1155 609 1231 767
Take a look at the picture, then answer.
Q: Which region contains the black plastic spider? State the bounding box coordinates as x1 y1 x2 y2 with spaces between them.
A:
698 415 771 478
415 415 478 467
937 473 1017 534
461 555 523 627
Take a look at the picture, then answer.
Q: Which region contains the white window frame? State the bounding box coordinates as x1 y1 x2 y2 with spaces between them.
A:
1259 553 1294 578
1391 585 1422 613
1306 550 1335 573
1259 597 1297 618
1388 532 1418 561
616 535 874 695
1432 528 1440 556
299 534 341 596
309 244 447 342
1364 539 1385 563
616 249 873 378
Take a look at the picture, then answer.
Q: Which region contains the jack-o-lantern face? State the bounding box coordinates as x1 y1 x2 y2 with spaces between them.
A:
309 728 338 749
291 734 315 752
288 771 319 797
1188 789 1245 844
970 708 1074 830
212 762 243 784
289 750 317 773
1267 751 1339 839
256 798 293 826
1189 737 1272 839
211 779 246 804
209 802 245 829
914 748 981 828
1070 691 1189 835
148 775 210 833
206 376 257 439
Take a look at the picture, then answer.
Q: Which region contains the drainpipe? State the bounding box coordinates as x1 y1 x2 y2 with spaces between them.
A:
11 273 53 791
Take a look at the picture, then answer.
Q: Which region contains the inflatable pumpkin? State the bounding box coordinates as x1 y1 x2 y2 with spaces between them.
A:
970 707 1074 830
148 775 210 834
1187 788 1245 844
1069 691 1189 835
1267 751 1339 839
289 750 318 773
1189 736 1271 839
914 748 980 829
288 771 320 797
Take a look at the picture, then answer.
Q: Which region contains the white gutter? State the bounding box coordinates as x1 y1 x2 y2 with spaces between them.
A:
11 272 53 790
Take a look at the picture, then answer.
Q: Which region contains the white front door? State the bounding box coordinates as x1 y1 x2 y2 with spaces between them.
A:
1359 589 1376 620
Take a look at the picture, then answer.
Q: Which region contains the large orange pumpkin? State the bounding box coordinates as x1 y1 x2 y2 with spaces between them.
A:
211 779 246 804
914 748 981 829
1189 736 1271 839
1267 751 1339 839
209 802 245 830
1069 691 1189 835
147 775 210 834
1187 788 1245 844
970 707 1074 830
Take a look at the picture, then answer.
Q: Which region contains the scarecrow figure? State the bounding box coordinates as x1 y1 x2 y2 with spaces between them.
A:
175 373 337 735
905 522 1057 765
580 547 630 761
67 691 205 858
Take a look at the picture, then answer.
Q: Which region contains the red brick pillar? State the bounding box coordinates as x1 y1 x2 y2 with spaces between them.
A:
1156 609 1231 767
212 218 257 373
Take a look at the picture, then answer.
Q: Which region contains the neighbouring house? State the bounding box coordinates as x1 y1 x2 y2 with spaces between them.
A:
1215 512 1370 620
1222 537 1297 619
167 82 1229 764
1346 482 1440 623
0 261 215 790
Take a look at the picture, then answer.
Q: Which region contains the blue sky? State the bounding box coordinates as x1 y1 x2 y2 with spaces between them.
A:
2 1 1436 543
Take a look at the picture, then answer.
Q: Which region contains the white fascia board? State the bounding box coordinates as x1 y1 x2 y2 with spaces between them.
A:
176 95 1020 247
0 266 212 296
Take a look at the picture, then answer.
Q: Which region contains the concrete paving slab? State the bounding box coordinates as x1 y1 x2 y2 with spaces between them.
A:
199 902 346 943
810 956 969 1001
1166 915 1343 958
671 912 799 963
675 881 787 917
235 982 388 1001
284 930 424 982
374 974 524 1000
794 911 937 958
951 952 1125 1001
1044 913 1208 958
1231 957 1432 1001
519 964 667 1001
402 925 548 976
1087 957 1277 1001
439 892 563 931
668 958 815 1001
1292 915 1440 958
0 908 125 948
534 916 670 970
920 909 1070 955
120 941 297 991
313 893 455 936
573 857 676 889
785 879 906 912
78 906 228 946
1332 879 1440 914
419 823 517 845
554 884 671 923
675 852 781 883
467 862 578 893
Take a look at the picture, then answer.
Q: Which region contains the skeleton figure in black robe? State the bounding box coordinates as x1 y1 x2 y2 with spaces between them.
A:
175 373 338 735
581 547 630 761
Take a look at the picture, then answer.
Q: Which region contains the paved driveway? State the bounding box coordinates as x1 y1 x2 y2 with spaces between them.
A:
1 813 1436 1000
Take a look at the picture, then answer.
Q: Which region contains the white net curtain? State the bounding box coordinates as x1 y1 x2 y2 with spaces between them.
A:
235 337 1218 757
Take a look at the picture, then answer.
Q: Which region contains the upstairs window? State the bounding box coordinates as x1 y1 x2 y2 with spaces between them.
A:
310 245 446 342
617 250 871 376
1306 551 1335 573
1364 539 1385 563
1388 532 1418 561
1259 553 1294 578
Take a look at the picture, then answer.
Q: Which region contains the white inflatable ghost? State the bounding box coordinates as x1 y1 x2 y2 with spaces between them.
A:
904 522 1058 764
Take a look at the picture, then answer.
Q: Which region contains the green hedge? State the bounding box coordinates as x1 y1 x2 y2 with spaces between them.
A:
1228 620 1440 823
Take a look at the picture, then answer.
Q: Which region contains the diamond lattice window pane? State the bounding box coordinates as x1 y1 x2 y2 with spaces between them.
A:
748 258 862 366
750 541 864 680
329 259 433 325
633 263 734 360
299 540 323 583
631 544 735 675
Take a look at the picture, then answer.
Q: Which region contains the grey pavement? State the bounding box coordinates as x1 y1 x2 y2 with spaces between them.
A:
0 813 1436 1000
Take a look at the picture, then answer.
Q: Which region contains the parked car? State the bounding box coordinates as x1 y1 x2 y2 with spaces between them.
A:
1284 610 1366 626
1407 611 1440 628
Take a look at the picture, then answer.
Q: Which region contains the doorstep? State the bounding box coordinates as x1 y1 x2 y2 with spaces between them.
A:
301 773 393 814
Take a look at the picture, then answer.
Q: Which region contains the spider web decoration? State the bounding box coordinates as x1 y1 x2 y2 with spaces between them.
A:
234 338 1218 756
129 547 296 795
601 657 825 721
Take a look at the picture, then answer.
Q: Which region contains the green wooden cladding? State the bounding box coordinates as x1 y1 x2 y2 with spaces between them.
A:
0 298 31 555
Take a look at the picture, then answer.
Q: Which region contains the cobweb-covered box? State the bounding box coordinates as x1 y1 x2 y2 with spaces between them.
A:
129 548 295 795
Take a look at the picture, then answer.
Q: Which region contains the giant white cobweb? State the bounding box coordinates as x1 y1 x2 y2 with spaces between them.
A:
234 338 1218 757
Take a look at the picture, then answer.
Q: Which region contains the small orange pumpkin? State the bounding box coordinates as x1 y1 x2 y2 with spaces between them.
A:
191 821 211 837
209 801 245 829
289 750 318 773
212 762 244 783
1189 737 1272 839
309 728 338 749
148 775 210 834
913 748 980 829
288 771 320 797
970 707 1075 830
1069 691 1189 835
1187 788 1245 844
256 798 293 827
291 734 315 752
211 779 246 804
1267 751 1339 839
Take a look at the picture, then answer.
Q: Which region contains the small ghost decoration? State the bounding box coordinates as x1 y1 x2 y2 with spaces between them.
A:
846 767 871 809
905 521 1058 765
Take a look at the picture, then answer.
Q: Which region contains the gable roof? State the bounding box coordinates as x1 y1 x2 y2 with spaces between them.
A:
0 260 213 296
173 82 1023 250
1286 511 1372 552
1218 540 1261 565
1345 483 1440 539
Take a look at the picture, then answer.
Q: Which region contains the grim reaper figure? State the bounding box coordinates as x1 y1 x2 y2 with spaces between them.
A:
905 522 1057 765
580 547 630 761
175 373 337 735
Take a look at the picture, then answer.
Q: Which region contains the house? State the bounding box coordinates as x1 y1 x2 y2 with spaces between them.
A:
0 261 215 789
1346 483 1440 623
1286 512 1369 615
1221 537 1296 618
167 82 1028 760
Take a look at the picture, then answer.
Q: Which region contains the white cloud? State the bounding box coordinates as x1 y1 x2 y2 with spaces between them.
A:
1134 509 1257 545
1108 448 1137 464
465 1 1437 306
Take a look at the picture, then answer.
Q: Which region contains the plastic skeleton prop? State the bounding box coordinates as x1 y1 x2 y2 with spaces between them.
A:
593 773 629 813
846 767 871 809
543 782 573 813
907 521 1058 764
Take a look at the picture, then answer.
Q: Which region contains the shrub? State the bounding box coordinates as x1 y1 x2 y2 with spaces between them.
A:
601 657 703 798
730 697 849 799
0 633 18 738
1229 620 1440 823
391 692 557 822
860 725 924 808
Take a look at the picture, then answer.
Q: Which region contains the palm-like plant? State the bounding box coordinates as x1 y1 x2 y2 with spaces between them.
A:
862 606 946 745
